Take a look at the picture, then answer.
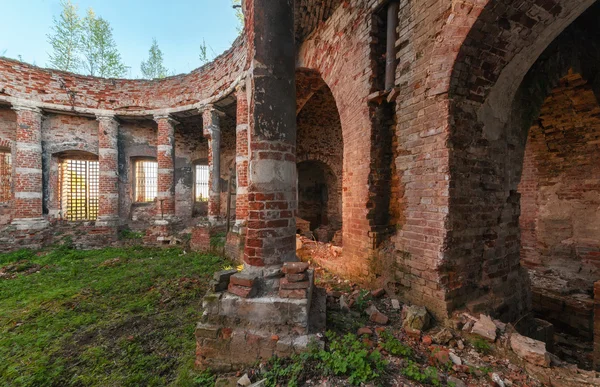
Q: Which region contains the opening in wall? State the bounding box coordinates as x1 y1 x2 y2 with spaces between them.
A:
134 160 158 203
60 159 99 221
0 149 10 203
195 164 209 202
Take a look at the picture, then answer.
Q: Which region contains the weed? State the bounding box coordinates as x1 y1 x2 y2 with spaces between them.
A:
354 290 372 313
318 331 387 385
402 360 444 386
118 228 144 240
471 338 492 354
210 232 226 249
379 331 412 357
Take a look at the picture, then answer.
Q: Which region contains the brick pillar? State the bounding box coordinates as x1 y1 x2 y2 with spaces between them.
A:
96 114 119 226
235 82 249 228
594 280 600 370
154 115 177 222
243 0 297 272
202 107 221 224
11 105 47 230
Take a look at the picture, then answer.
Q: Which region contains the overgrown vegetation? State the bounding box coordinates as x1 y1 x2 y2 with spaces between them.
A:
0 245 230 386
262 332 387 386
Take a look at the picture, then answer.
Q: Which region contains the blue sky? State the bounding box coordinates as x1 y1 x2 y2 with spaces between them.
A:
0 0 240 78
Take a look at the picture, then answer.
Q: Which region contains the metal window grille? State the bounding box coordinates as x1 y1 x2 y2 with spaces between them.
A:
195 164 209 202
0 151 10 203
135 161 158 202
60 159 99 221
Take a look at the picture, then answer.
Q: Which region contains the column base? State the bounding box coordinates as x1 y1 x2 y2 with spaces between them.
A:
11 218 49 231
196 263 326 371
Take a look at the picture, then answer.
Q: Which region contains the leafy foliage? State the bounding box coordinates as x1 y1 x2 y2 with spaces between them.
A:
232 0 244 33
318 332 386 385
402 360 444 385
379 330 412 357
81 8 128 78
140 38 168 79
47 0 82 72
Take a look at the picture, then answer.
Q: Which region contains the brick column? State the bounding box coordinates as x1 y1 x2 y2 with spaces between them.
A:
154 115 177 222
96 114 119 226
202 106 221 224
243 0 297 272
11 105 47 230
594 280 600 370
235 82 249 229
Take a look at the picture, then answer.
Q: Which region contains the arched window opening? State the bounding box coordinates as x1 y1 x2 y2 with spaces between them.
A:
60 158 99 221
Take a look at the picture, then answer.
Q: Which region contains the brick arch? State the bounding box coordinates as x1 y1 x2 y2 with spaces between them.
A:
442 0 598 322
47 143 99 157
296 3 376 277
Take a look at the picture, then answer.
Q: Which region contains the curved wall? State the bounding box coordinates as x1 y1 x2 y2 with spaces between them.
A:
0 36 247 114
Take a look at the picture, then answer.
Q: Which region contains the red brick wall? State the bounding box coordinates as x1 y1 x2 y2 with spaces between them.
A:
0 108 16 225
297 85 343 229
0 38 246 112
519 73 600 288
42 114 99 219
297 1 379 279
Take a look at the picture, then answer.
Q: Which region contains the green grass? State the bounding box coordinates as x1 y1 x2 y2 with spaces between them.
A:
0 245 229 387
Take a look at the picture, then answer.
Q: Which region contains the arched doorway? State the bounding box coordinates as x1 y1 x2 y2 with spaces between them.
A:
296 69 343 245
447 0 599 368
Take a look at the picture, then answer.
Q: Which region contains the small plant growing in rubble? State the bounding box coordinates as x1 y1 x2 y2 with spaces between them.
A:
317 331 387 385
379 330 412 357
354 289 372 313
471 337 492 354
402 360 444 385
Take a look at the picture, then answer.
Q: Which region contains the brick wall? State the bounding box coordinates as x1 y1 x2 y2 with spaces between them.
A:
0 37 246 112
519 73 600 286
297 85 343 230
0 108 16 225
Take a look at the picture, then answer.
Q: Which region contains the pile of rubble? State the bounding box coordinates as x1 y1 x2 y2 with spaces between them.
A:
215 263 600 386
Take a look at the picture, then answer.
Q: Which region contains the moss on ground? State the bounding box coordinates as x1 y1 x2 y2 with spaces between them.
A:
0 245 230 387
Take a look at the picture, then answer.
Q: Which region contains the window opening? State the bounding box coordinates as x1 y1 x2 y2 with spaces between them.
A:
60 159 99 221
135 160 158 202
195 164 209 202
0 150 11 203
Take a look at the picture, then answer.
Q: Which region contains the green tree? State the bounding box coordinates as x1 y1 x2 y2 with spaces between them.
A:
232 0 244 33
47 0 82 72
199 39 209 64
140 38 168 79
81 9 128 78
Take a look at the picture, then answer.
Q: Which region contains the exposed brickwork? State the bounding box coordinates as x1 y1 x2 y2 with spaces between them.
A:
190 225 211 252
13 106 44 221
235 83 249 225
97 115 119 224
594 281 600 370
154 116 177 219
202 108 221 221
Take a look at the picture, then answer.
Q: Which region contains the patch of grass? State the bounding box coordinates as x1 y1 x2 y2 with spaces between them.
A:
0 246 230 387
